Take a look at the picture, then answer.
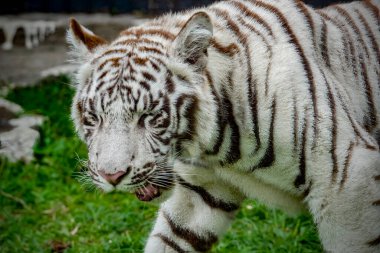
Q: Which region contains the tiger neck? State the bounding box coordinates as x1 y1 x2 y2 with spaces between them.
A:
178 50 238 163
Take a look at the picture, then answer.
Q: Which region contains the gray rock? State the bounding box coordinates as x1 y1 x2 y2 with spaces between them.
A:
0 98 23 115
0 127 40 163
9 115 44 129
0 98 44 163
0 13 148 85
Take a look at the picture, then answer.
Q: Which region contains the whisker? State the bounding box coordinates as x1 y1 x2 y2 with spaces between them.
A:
148 179 172 189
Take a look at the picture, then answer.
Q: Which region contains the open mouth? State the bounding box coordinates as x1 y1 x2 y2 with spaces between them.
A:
135 183 161 201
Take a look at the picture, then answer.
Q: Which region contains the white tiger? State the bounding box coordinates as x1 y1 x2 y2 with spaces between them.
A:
67 0 380 252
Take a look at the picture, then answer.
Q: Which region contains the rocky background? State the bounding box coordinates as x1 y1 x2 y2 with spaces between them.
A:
0 14 148 85
0 14 147 163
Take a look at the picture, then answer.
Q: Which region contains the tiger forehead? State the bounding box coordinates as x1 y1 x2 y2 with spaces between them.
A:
94 53 165 73
78 88 169 118
91 38 168 66
89 57 166 95
81 57 171 114
85 46 170 94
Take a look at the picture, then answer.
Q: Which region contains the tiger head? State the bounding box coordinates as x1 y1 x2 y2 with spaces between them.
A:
67 13 218 201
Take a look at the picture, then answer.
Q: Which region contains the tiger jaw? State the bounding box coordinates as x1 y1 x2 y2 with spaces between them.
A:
97 179 169 202
91 165 176 202
135 183 161 201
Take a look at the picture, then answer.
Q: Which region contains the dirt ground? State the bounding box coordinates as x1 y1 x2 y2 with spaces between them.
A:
0 14 149 86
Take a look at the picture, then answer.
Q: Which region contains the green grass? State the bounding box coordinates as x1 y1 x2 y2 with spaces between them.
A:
0 76 322 252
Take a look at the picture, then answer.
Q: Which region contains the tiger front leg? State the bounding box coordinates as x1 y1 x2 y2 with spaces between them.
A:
145 181 242 253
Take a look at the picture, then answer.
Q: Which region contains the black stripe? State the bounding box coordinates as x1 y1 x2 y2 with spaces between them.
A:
132 89 141 112
123 75 136 83
360 55 377 131
339 141 355 191
355 8 380 111
250 97 276 170
177 177 240 212
97 70 108 81
228 0 274 38
354 10 380 72
150 57 167 68
325 75 338 184
109 72 121 83
97 49 127 60
363 0 380 21
236 16 273 96
320 11 376 131
367 235 380 246
295 0 316 45
294 113 308 188
84 74 93 94
334 81 377 149
154 134 170 145
149 135 160 148
97 60 108 72
318 11 358 91
328 8 377 130
292 94 299 153
254 0 318 146
303 180 313 198
151 60 161 71
159 95 171 129
211 8 261 150
210 38 239 57
320 19 330 68
220 78 241 165
88 98 96 113
336 7 378 114
163 211 218 252
142 71 156 82
139 81 150 91
147 141 156 154
174 95 198 157
211 3 271 103
155 234 186 253
96 80 106 92
165 72 175 93
113 38 166 48
175 95 198 141
334 6 370 58
84 129 93 140
137 46 165 55
133 57 148 66
205 70 226 156
82 117 95 127
100 93 106 112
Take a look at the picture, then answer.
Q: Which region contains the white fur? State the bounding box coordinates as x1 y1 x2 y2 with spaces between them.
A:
68 0 380 252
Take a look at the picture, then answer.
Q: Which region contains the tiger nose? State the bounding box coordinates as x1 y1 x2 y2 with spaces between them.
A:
99 170 128 186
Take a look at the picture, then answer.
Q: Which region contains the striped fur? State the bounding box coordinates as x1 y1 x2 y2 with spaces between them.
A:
68 0 380 252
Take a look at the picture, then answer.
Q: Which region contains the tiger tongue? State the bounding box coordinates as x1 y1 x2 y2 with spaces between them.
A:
135 184 160 201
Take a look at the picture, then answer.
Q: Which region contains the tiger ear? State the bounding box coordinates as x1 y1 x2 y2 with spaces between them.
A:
67 18 107 61
173 12 213 71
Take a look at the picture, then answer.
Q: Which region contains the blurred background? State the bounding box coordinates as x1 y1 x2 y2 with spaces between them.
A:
0 0 346 252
